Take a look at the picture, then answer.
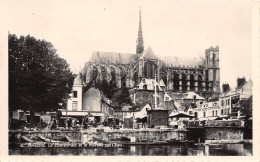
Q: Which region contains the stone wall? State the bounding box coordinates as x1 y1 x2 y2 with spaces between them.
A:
9 129 188 144
81 130 187 143
204 127 243 140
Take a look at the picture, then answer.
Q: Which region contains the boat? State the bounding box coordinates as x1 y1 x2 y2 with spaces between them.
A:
65 135 78 142
123 141 168 145
21 136 35 143
38 135 60 143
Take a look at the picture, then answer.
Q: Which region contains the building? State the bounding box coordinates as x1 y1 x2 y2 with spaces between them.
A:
219 78 252 119
82 87 114 124
193 101 220 120
66 74 83 113
80 9 221 108
147 108 169 127
113 104 133 128
62 75 114 126
130 78 168 108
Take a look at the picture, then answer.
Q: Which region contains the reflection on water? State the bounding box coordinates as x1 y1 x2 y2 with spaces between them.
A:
9 144 252 156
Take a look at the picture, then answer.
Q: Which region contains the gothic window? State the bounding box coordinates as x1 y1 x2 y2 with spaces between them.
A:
83 74 86 83
144 61 156 79
119 67 126 87
133 72 138 86
171 72 174 81
213 54 216 65
182 73 187 92
91 66 98 83
213 70 216 81
190 74 195 91
100 66 107 81
143 84 147 90
198 75 202 91
173 72 179 92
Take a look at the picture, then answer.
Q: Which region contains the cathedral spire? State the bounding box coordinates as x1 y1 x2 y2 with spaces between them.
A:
136 8 144 54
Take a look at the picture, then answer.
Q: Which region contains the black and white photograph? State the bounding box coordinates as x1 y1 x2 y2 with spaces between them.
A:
1 0 259 159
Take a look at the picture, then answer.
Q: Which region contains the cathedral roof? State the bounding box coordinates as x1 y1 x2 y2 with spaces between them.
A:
139 46 157 60
160 56 204 68
89 51 138 64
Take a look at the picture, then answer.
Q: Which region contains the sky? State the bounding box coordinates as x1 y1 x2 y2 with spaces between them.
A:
5 0 253 88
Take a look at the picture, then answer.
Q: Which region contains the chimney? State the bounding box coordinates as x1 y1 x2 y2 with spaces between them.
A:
222 83 230 93
237 77 246 88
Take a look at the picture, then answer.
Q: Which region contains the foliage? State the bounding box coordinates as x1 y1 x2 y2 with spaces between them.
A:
84 78 132 106
9 33 75 112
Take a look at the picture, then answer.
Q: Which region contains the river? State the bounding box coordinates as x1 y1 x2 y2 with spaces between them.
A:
9 143 252 156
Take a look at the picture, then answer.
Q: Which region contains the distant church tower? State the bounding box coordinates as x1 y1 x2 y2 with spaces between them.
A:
136 8 144 54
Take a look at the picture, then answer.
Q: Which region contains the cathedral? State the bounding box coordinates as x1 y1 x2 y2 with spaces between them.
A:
80 9 221 107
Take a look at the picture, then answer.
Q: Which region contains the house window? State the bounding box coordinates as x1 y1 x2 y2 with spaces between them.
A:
72 101 78 110
216 110 218 116
221 109 223 115
166 97 169 101
73 91 77 98
203 111 206 117
212 111 215 116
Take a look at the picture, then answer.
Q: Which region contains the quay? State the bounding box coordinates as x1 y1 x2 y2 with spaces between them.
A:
9 121 251 148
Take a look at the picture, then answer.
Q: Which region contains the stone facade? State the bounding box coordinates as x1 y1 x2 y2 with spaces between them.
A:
219 79 253 118
80 11 221 106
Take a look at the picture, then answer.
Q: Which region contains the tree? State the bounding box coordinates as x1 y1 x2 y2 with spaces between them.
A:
9 33 75 114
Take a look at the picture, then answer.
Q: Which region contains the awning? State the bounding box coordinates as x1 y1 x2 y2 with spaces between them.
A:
61 111 88 116
91 113 105 117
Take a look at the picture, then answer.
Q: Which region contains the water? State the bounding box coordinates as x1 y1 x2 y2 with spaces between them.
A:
9 144 252 156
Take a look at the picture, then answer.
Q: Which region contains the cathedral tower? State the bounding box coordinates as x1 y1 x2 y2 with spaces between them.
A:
136 8 144 54
205 46 221 98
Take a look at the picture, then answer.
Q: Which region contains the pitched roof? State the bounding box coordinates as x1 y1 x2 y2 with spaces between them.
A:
168 113 194 118
160 56 204 68
183 103 197 112
89 51 138 64
73 74 82 85
165 91 187 100
135 103 151 119
181 92 205 100
139 46 157 60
